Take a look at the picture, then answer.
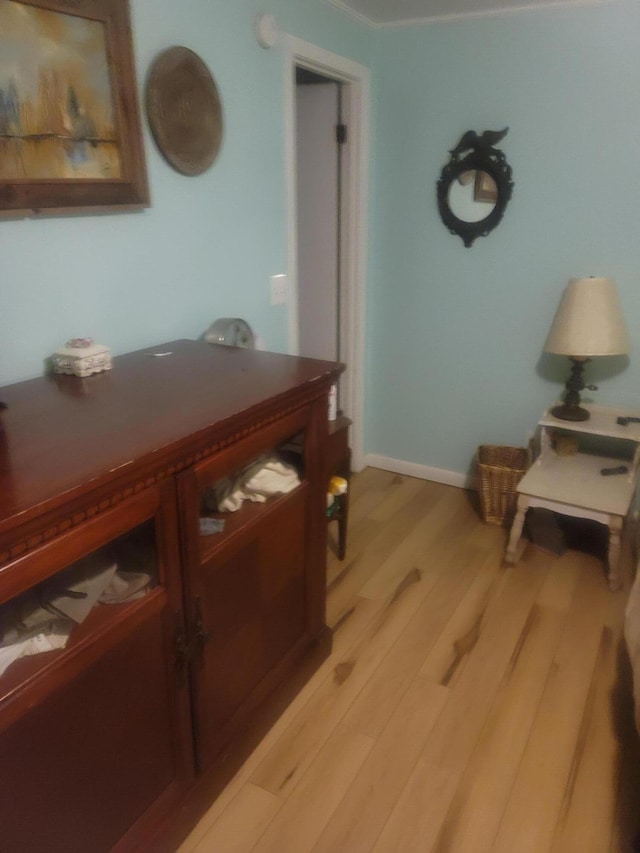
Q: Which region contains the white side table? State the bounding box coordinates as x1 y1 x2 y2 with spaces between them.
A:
505 404 640 590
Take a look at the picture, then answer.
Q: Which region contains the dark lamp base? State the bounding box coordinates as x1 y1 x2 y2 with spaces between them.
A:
551 403 590 422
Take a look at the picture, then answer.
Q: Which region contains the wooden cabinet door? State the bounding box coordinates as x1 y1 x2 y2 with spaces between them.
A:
177 408 312 773
190 486 308 771
0 483 193 853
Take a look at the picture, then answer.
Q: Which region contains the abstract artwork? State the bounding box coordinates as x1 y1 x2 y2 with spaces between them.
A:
0 0 148 214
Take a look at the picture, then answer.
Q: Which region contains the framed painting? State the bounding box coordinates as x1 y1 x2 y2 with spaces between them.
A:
0 0 149 215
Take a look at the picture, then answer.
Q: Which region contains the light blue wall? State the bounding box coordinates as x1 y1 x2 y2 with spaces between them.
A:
367 0 640 477
5 0 640 484
0 0 372 384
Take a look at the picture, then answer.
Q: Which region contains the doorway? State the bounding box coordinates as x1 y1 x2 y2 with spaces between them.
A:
283 36 370 471
295 69 343 366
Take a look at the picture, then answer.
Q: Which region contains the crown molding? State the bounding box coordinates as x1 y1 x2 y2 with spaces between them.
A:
328 0 617 29
327 0 380 27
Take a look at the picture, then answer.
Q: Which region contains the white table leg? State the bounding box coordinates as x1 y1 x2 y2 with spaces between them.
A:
607 515 623 592
505 497 528 564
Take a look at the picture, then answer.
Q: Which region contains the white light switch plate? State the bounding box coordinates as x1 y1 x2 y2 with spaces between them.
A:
270 274 287 305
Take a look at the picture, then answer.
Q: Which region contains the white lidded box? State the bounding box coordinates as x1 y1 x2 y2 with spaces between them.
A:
52 338 112 378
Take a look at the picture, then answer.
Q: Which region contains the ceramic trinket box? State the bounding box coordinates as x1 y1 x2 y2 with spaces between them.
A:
52 338 112 378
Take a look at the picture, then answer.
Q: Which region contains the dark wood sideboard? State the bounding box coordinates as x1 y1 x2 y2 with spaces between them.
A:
0 339 342 852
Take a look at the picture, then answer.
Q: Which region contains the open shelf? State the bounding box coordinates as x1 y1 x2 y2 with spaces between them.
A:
0 587 165 730
199 482 309 565
0 518 162 718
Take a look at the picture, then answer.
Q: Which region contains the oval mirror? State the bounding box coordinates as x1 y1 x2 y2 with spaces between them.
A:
447 171 497 223
437 128 514 247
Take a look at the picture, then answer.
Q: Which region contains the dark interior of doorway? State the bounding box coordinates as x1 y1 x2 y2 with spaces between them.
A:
295 65 345 408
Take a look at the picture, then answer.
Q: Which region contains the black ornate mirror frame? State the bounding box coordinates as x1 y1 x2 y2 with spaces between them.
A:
437 128 514 247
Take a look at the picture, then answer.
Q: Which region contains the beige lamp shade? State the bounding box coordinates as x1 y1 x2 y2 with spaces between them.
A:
544 277 631 357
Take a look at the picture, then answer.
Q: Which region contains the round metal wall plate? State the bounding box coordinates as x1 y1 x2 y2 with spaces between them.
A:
146 46 223 176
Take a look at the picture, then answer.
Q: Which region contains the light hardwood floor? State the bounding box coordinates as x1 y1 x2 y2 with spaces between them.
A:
178 468 640 853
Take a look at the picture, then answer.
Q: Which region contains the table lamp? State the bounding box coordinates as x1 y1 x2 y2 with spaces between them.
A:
544 276 630 422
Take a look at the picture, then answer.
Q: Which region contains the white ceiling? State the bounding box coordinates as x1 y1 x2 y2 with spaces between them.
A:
329 0 608 26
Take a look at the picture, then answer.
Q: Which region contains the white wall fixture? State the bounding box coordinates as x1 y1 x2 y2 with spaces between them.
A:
270 274 288 306
255 13 278 49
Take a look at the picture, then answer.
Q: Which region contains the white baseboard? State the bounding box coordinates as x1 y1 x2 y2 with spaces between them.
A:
363 453 475 490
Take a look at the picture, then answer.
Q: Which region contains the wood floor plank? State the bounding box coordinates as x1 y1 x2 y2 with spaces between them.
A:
347 469 406 525
431 555 582 853
492 558 613 853
361 486 478 601
423 552 552 773
190 784 281 853
326 517 378 586
549 625 623 853
347 465 395 501
249 725 373 853
371 759 459 853
463 514 508 550
419 556 501 688
367 475 437 523
326 481 443 622
368 556 551 852
344 545 496 739
312 675 449 853
249 565 439 797
534 549 585 612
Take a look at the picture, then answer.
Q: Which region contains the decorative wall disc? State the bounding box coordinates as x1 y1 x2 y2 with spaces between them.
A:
146 46 223 176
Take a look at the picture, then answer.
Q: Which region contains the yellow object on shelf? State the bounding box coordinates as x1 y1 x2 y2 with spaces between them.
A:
329 475 348 496
326 476 348 516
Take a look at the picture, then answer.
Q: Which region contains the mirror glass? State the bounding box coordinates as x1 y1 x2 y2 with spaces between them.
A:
447 171 497 223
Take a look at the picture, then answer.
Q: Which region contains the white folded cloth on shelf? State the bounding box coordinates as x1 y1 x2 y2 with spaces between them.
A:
0 562 152 679
207 456 301 513
0 630 70 678
242 458 300 498
0 560 118 651
47 561 118 623
99 571 152 604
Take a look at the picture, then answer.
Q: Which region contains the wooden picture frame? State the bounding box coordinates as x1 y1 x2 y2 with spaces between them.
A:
0 0 149 215
474 169 498 203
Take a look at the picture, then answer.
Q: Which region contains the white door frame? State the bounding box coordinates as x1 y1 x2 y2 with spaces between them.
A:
283 35 370 471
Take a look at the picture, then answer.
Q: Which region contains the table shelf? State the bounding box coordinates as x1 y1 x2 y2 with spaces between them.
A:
507 403 640 590
525 451 636 516
540 404 640 440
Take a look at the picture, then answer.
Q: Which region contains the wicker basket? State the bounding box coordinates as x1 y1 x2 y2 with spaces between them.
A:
477 445 530 526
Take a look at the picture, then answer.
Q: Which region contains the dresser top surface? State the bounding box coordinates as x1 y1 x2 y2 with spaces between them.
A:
0 340 341 530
